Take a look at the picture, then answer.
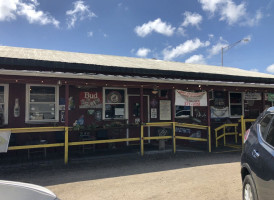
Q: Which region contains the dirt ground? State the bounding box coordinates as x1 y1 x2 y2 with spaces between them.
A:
0 151 242 200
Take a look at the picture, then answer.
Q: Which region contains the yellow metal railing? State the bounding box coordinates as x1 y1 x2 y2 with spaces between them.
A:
215 123 238 147
238 116 256 144
141 122 211 155
2 122 212 164
2 126 68 163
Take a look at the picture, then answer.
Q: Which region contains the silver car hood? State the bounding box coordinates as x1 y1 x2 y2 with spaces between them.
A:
0 180 56 200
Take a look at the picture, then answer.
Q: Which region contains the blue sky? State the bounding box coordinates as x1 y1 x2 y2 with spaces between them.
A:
1 0 274 74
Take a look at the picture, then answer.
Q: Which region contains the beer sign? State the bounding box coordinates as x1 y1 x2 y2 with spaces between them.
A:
79 92 102 108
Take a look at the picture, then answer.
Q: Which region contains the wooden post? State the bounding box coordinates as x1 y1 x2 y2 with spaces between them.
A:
64 84 69 164
207 90 211 152
171 88 176 154
140 86 144 156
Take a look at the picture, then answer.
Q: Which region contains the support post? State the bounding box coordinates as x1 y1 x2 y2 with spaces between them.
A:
241 115 244 144
207 90 211 152
171 88 176 154
140 87 144 156
262 92 265 111
64 127 68 164
64 84 69 164
141 125 144 156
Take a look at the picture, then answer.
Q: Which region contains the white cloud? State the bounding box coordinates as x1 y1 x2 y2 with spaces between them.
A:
0 0 18 21
199 0 261 26
208 42 226 56
182 11 203 28
66 0 96 28
87 31 93 37
198 0 225 14
250 68 259 72
134 18 176 37
177 27 186 36
208 34 214 39
185 54 206 64
0 0 59 27
266 64 274 74
162 38 210 60
136 48 151 57
219 1 246 25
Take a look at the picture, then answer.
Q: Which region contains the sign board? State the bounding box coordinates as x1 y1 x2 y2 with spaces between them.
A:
151 108 157 119
244 92 262 100
160 100 171 120
175 90 207 106
268 93 274 101
211 106 229 118
79 92 102 108
0 130 11 153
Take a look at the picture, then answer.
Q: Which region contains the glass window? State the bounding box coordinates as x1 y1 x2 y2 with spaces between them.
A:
229 92 243 118
0 85 8 124
26 85 59 122
175 106 192 118
103 88 127 119
260 114 274 147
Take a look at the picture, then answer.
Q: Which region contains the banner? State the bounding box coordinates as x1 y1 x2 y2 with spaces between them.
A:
175 90 207 106
211 106 229 118
244 92 262 100
79 92 102 108
0 130 11 153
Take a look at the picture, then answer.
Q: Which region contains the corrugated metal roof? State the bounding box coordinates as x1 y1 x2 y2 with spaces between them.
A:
0 45 274 81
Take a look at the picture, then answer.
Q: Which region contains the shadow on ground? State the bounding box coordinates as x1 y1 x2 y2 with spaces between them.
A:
0 150 241 187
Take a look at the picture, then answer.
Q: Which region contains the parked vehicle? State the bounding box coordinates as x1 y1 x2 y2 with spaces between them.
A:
241 107 274 200
0 180 59 200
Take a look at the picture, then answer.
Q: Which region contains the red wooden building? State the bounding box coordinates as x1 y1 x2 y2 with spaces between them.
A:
0 46 274 160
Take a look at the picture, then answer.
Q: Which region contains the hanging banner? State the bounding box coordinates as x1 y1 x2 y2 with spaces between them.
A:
244 92 262 100
211 106 229 118
0 130 11 153
175 90 207 106
79 92 102 108
267 93 274 101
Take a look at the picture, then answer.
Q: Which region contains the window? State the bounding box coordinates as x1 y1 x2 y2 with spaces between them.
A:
26 85 59 123
103 88 127 119
0 84 9 124
175 106 193 118
229 92 243 118
260 114 274 147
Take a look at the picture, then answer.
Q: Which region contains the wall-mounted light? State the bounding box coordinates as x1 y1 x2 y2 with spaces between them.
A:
152 85 158 95
57 80 62 85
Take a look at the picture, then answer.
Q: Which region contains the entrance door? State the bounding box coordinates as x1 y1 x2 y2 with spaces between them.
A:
128 95 149 143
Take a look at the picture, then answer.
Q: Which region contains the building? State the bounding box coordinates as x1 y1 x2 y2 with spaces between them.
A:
0 46 274 160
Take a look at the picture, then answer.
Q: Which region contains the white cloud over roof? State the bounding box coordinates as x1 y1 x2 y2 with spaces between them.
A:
0 0 59 27
136 48 151 57
185 54 206 64
66 0 96 29
266 64 274 74
134 18 176 37
162 38 210 60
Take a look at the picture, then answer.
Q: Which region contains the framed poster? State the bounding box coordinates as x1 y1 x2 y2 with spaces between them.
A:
151 108 157 119
160 100 171 120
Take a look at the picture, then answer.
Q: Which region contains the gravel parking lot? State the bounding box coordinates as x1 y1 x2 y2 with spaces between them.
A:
0 151 242 200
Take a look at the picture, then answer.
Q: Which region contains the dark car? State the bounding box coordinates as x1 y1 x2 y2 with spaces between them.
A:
241 107 274 200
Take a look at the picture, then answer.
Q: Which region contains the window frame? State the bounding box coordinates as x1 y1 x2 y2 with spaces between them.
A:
229 92 244 118
102 87 128 120
259 114 274 149
0 84 9 124
25 84 59 123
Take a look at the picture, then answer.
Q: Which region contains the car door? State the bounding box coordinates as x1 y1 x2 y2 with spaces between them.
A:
254 114 274 200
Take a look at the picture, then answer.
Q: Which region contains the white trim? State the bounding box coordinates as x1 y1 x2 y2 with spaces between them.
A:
229 92 244 118
25 84 59 123
0 69 273 88
103 87 128 120
0 84 9 124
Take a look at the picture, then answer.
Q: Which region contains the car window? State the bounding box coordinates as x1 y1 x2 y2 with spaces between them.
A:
260 114 274 147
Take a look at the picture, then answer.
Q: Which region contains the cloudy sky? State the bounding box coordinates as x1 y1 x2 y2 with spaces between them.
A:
1 0 274 73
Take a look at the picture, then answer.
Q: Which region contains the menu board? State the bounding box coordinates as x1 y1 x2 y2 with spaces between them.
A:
160 100 171 120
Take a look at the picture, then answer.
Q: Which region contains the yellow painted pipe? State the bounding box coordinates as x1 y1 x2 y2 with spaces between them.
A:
8 143 64 150
65 127 69 165
69 138 140 146
176 136 207 142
